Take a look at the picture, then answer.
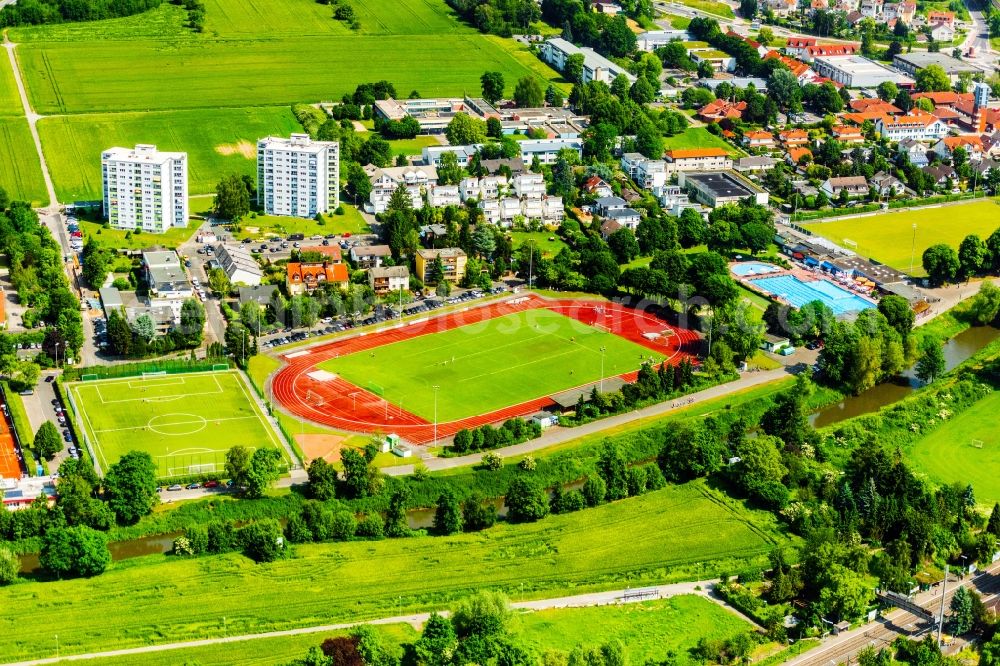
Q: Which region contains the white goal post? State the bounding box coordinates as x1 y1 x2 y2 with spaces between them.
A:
972 439 985 449
142 371 168 379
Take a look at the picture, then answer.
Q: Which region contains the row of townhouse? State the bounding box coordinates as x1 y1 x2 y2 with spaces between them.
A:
366 166 564 224
540 38 636 85
421 138 583 169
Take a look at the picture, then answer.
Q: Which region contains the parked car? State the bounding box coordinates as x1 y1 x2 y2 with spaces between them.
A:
167 484 183 491
203 480 219 488
186 482 201 490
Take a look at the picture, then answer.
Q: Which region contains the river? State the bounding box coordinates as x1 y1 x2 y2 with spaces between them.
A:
809 325 1000 429
21 327 999 573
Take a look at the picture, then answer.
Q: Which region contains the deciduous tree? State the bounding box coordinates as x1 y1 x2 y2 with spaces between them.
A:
104 450 158 524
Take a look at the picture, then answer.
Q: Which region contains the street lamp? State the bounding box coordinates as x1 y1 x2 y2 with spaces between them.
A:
432 385 440 446
54 342 60 369
599 346 606 393
909 223 918 277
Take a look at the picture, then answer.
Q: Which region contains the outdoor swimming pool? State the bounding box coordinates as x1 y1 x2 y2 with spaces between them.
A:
750 275 875 315
731 261 781 277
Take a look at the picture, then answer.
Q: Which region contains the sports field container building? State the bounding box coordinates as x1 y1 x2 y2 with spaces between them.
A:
257 134 340 218
101 144 188 233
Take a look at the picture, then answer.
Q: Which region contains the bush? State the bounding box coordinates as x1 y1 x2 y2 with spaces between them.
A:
482 452 503 470
582 475 607 507
238 519 286 563
331 511 357 540
356 513 385 538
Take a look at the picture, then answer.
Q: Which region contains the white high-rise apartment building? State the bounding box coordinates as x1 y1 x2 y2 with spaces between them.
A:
101 144 188 233
257 134 340 218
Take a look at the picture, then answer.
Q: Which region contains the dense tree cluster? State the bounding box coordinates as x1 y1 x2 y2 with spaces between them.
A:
447 0 539 36
0 0 161 26
451 418 542 454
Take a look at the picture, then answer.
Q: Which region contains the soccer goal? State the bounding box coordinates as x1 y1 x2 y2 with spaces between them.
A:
843 239 858 251
188 463 217 475
142 370 168 379
972 439 985 449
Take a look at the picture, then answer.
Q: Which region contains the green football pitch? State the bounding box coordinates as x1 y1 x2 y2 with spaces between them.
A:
67 371 287 478
318 309 665 422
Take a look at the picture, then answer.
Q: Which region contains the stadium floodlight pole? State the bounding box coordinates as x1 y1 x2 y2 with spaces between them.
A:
937 564 949 647
433 385 440 446
910 223 917 277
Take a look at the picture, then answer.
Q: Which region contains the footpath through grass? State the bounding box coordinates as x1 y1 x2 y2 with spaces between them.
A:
802 200 1000 276
0 482 783 661
319 309 666 421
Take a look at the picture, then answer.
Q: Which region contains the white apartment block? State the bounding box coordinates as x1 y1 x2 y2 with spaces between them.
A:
428 185 461 208
460 176 509 201
512 173 546 198
257 134 339 218
541 38 637 85
101 144 188 233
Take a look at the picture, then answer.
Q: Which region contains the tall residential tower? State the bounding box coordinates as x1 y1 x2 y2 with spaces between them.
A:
101 144 188 233
257 134 340 218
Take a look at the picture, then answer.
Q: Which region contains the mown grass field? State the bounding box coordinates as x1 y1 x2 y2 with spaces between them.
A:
663 127 742 156
37 107 301 200
803 200 1000 277
514 595 751 664
68 371 286 477
0 117 47 205
238 205 370 239
908 389 1000 504
77 218 200 250
509 231 569 259
0 483 783 661
319 309 665 421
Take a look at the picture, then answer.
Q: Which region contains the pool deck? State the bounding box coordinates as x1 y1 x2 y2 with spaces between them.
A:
736 265 878 313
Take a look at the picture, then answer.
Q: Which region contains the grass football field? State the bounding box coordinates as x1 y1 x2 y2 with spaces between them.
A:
68 371 286 477
0 482 782 660
802 200 1000 277
318 309 666 422
908 390 1000 504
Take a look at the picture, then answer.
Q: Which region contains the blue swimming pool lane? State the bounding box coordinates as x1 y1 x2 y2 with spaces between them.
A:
750 275 874 315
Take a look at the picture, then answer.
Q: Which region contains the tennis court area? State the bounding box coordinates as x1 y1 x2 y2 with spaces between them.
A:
67 371 287 478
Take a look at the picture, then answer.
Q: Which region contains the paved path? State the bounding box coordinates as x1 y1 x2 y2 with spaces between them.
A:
2 579 729 665
384 366 791 475
3 31 56 209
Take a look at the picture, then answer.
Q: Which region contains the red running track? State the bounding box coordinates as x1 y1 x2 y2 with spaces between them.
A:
270 295 700 446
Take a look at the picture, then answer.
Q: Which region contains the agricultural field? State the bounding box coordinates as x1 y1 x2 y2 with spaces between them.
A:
514 595 751 664
0 117 47 205
37 107 302 200
663 127 743 156
802 200 1000 277
67 371 287 477
0 482 784 661
318 309 666 421
907 390 1000 504
0 55 21 115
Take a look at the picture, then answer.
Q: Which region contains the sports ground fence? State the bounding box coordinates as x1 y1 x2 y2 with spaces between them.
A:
63 359 229 382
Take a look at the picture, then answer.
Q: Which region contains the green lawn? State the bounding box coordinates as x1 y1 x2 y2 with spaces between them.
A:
738 283 771 322
803 200 1000 277
0 482 783 661
385 135 441 157
37 106 301 200
67 371 287 477
514 595 751 664
663 127 742 156
509 230 568 259
908 389 1000 504
238 205 370 239
674 0 735 17
0 117 47 206
78 218 200 250
663 13 692 28
318 309 665 421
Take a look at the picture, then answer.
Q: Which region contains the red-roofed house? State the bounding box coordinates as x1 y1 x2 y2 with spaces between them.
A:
786 147 813 164
876 110 950 141
784 37 818 58
302 245 343 262
926 10 954 26
286 261 349 295
698 99 748 122
664 148 734 173
779 129 810 146
849 99 903 114
743 130 776 149
803 43 860 62
763 51 816 83
912 91 972 108
832 125 865 144
932 135 985 162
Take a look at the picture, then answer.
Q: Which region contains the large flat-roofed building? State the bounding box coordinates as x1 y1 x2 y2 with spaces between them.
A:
678 170 769 208
257 134 339 218
664 148 733 174
518 138 583 166
373 97 499 134
101 144 188 233
892 52 979 83
812 55 913 88
541 38 636 85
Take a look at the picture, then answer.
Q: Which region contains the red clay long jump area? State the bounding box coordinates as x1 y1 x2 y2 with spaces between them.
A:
270 295 700 445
